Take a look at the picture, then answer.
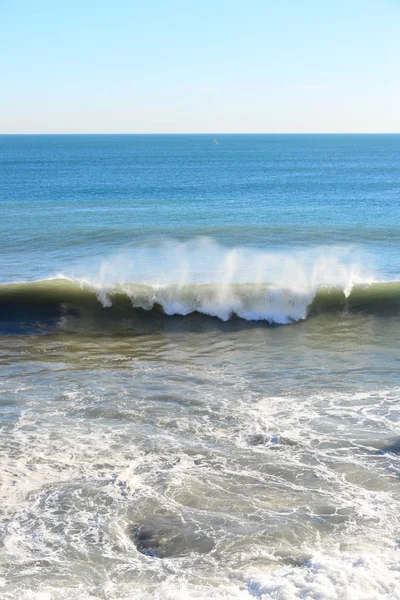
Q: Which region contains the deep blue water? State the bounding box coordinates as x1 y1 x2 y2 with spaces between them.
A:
1 134 399 282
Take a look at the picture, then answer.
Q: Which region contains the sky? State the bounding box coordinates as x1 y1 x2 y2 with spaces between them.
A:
0 0 399 134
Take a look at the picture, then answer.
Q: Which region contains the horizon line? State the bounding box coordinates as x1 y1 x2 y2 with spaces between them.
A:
0 131 399 136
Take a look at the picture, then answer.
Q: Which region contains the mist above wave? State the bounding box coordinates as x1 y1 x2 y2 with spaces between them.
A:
55 239 372 323
65 238 370 289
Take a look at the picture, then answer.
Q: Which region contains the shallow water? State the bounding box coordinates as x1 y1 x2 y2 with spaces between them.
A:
1 314 400 598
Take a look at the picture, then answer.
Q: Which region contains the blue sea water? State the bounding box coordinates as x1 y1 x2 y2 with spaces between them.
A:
1 134 399 282
1 135 400 600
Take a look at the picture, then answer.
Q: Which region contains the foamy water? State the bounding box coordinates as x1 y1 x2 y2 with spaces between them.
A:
1 321 400 599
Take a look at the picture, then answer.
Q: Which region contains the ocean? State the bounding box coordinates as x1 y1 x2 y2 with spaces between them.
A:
0 134 400 599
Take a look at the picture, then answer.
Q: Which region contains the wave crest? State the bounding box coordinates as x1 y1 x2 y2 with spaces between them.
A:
2 241 395 329
2 278 400 330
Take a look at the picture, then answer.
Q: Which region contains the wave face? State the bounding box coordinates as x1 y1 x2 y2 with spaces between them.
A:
2 242 397 329
2 278 400 328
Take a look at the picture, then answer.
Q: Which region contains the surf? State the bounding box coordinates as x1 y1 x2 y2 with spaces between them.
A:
2 277 400 328
2 240 394 329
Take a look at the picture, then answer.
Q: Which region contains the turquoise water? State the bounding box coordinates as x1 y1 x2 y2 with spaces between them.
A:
1 135 400 599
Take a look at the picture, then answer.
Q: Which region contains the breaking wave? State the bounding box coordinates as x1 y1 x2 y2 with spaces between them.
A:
1 240 397 329
2 277 400 328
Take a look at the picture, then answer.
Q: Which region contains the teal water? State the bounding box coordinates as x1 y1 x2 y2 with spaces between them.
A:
1 135 400 599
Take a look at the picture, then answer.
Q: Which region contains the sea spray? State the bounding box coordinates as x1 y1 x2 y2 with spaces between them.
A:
56 239 373 320
0 241 391 327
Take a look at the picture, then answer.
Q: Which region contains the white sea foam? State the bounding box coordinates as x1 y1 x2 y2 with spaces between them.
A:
3 550 400 599
1 369 400 599
57 239 374 323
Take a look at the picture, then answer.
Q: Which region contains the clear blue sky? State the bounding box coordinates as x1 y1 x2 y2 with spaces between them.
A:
1 0 399 133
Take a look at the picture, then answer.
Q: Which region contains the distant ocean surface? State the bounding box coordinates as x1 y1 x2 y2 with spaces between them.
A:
1 134 400 599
